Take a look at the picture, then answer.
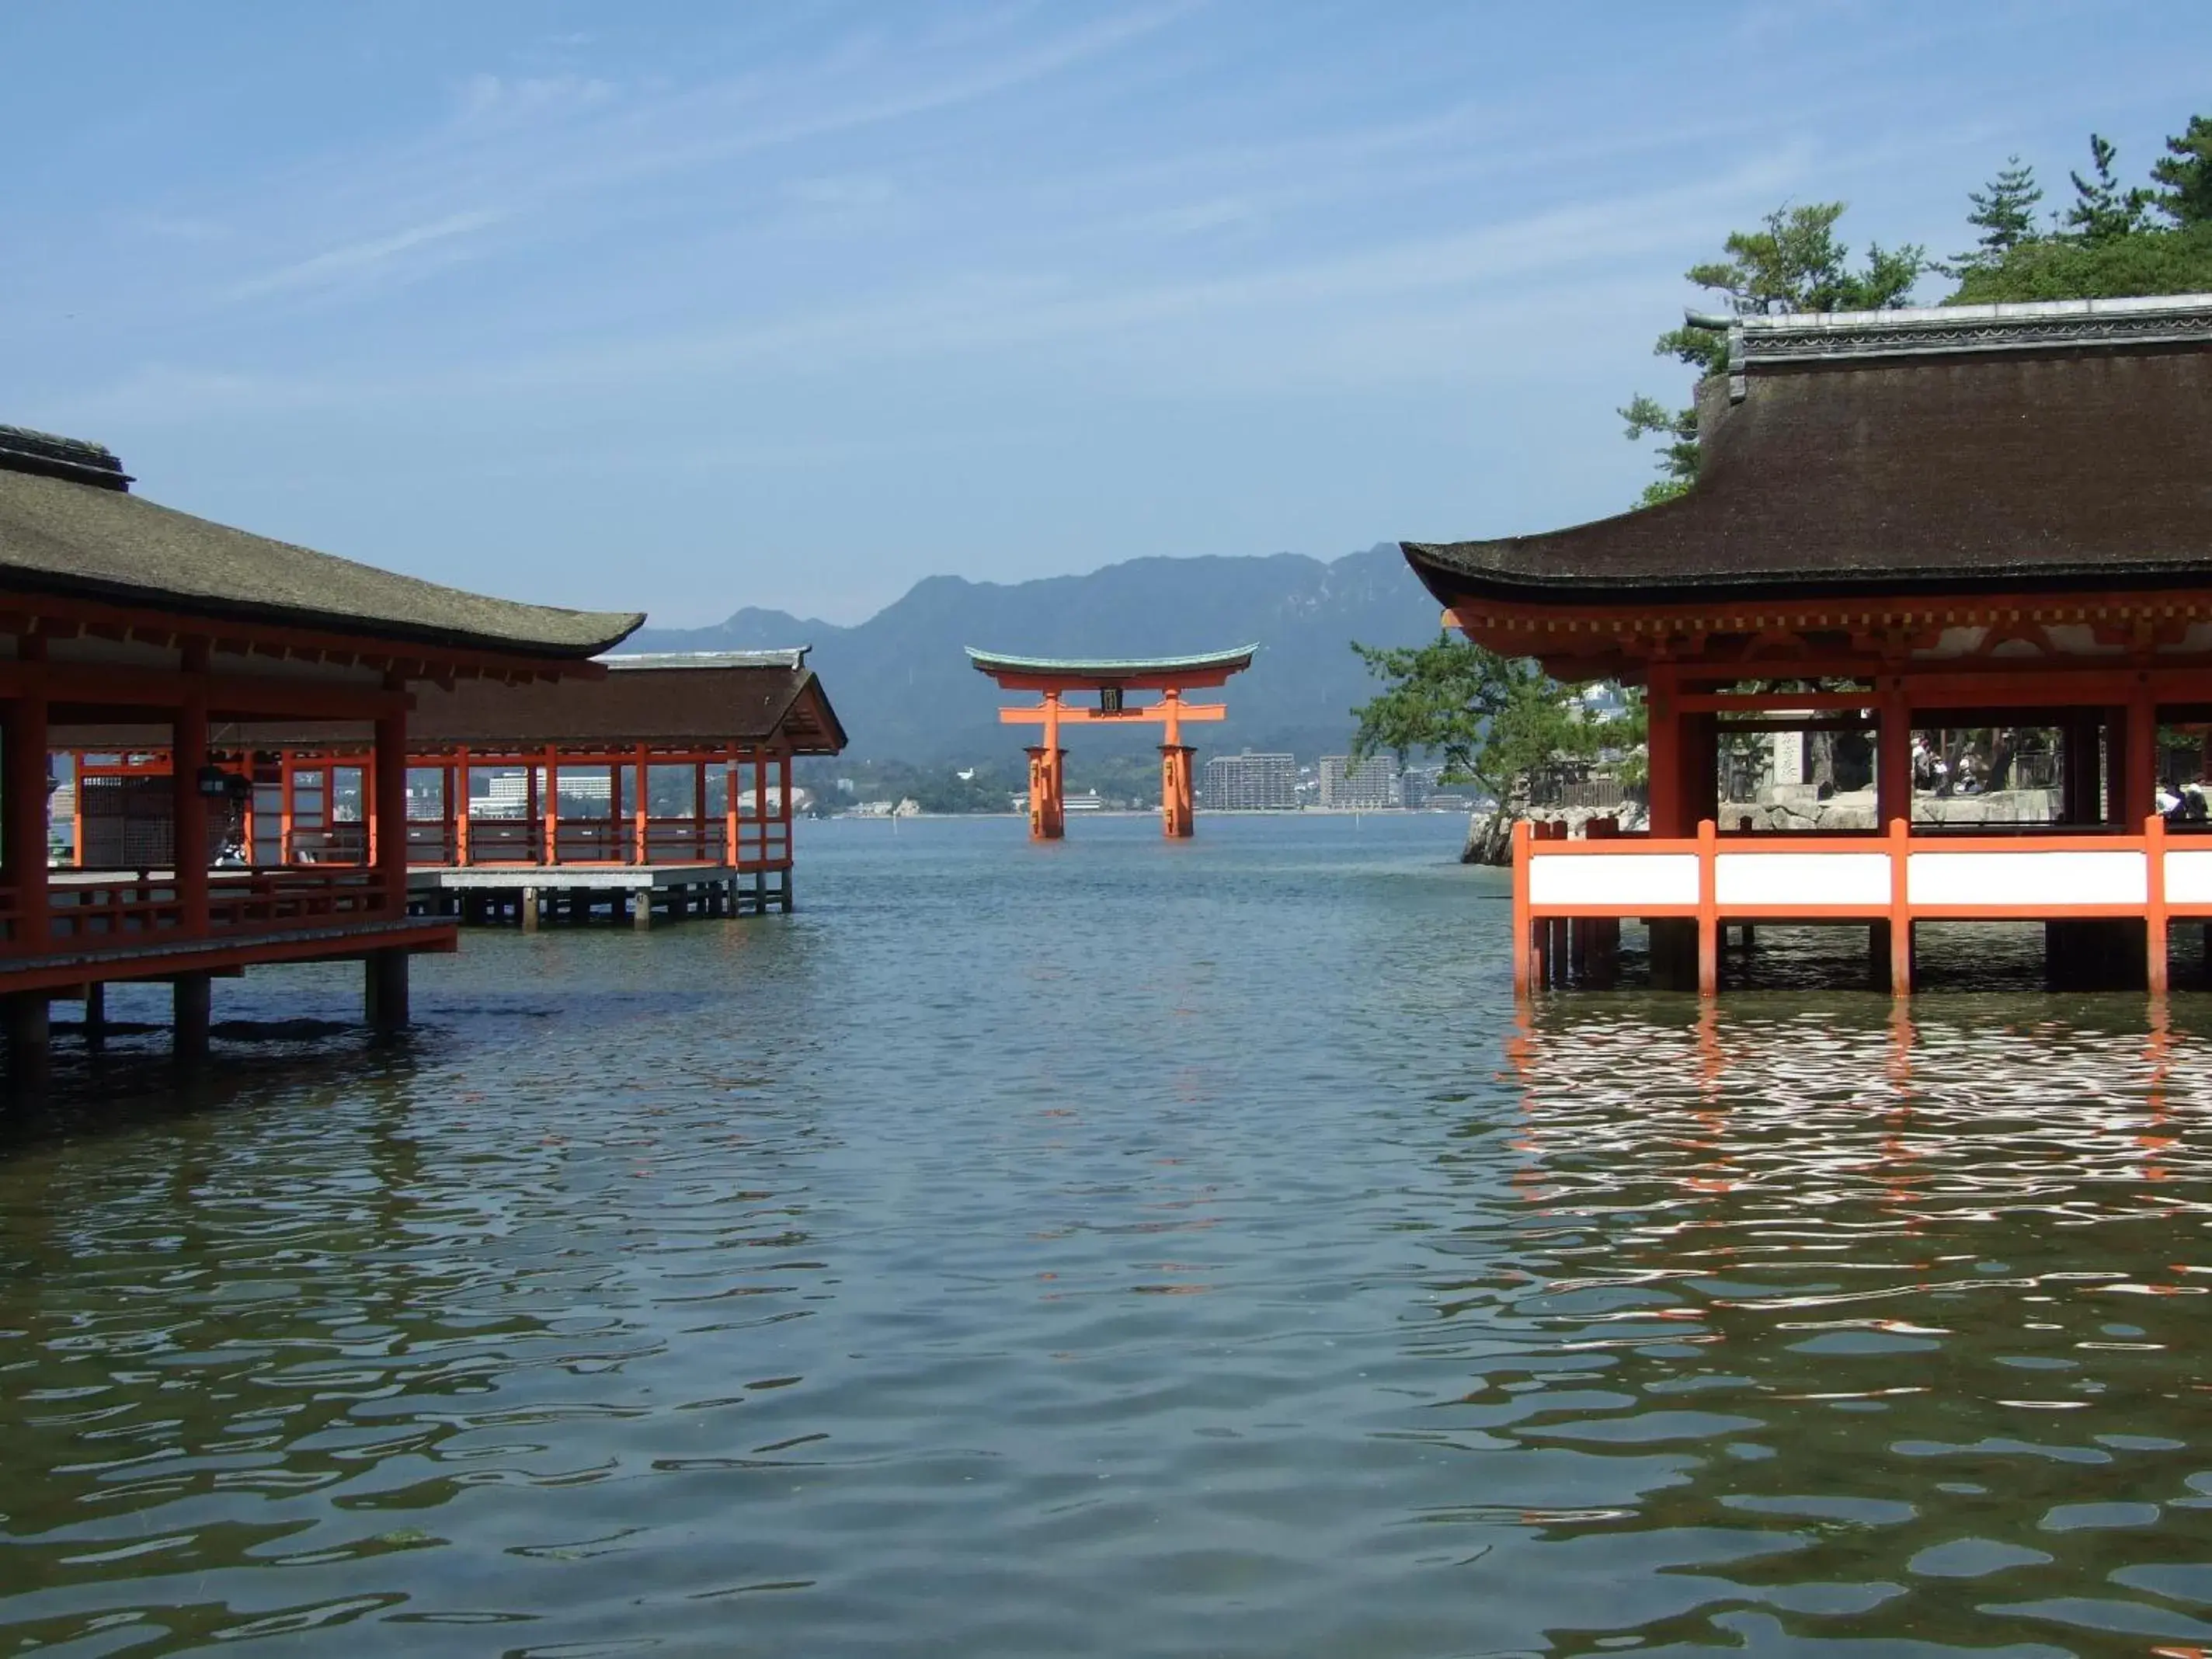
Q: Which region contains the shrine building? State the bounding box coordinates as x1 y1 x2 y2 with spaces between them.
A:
0 422 642 1071
1402 292 2212 996
70 649 847 929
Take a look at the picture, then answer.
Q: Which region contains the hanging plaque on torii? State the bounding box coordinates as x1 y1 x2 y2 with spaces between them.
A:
965 645 1258 839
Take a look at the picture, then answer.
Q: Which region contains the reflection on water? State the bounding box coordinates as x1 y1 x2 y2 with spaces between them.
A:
0 817 2207 1655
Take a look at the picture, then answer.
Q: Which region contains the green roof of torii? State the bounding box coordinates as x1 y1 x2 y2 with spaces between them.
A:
964 644 1257 679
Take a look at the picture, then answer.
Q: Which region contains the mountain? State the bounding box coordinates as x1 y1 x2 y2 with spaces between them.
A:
625 543 1444 763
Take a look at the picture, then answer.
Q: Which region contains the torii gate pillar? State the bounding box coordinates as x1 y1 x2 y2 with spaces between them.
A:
1160 745 1195 838
1027 745 1066 840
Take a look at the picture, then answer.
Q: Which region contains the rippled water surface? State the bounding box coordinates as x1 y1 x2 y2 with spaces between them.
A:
4 814 2211 1656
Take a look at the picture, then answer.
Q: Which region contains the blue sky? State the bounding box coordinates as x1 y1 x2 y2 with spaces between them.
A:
5 3 2205 627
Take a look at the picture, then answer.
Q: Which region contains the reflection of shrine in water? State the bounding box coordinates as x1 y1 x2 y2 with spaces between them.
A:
1421 1004 2212 1654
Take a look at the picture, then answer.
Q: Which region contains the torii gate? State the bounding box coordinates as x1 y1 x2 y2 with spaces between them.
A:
966 645 1257 839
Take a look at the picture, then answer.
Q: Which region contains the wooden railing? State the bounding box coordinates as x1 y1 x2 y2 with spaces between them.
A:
1516 814 2201 996
402 815 794 870
12 870 395 956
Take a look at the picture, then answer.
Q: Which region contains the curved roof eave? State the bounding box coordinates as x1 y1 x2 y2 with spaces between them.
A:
964 644 1259 677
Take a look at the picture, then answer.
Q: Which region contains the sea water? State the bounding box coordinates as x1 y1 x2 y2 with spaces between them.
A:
1 813 2207 1655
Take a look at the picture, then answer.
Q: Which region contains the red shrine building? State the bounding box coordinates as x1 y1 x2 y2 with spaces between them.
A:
0 421 641 1066
70 649 847 927
1403 293 2212 996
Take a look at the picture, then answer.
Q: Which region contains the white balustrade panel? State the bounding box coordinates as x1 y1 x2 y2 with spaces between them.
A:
2165 850 2212 905
1528 853 1699 909
1908 849 2145 909
1714 852 1890 909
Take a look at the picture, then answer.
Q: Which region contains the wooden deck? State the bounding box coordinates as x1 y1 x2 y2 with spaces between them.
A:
407 862 791 928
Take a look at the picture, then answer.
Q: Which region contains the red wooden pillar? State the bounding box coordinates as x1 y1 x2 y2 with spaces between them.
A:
174 651 210 936
374 698 408 915
724 744 742 866
1876 680 1912 831
1696 819 1718 996
1887 816 1913 996
1647 667 1682 836
5 668 51 955
632 743 650 864
544 744 562 867
2124 683 2157 827
280 754 297 864
1509 819 1532 997
454 747 472 865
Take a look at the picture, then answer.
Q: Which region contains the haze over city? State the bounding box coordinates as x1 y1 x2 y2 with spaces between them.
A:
8 2 2204 626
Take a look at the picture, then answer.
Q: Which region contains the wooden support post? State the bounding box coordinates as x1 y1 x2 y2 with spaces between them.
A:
174 656 210 937
2147 812 2169 996
693 760 708 860
521 886 540 933
1514 819 1538 998
1876 681 1912 830
364 948 409 1035
1887 815 1913 998
724 745 741 867
374 698 408 919
631 744 650 865
280 754 297 864
238 762 257 867
5 678 52 955
1647 666 1682 836
2061 710 2103 826
544 746 562 867
1696 819 1719 996
173 972 210 1065
82 980 105 1048
2127 683 2157 827
454 748 472 866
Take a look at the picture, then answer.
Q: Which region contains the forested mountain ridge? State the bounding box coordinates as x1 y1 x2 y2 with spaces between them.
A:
626 544 1442 763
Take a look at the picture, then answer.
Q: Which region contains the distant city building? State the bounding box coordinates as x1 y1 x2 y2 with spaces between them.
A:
1319 754 1400 809
1199 750 1298 811
1400 763 1440 809
474 770 614 819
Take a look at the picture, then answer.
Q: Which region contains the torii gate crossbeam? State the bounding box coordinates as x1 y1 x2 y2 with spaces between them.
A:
965 645 1258 839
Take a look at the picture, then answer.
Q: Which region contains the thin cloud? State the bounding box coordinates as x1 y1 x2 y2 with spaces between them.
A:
226 207 506 301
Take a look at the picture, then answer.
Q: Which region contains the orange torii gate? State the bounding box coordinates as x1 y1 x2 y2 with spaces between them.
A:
966 646 1257 840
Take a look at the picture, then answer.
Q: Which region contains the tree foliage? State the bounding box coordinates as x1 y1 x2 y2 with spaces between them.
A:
1948 155 2043 274
2151 114 2212 228
2065 134 2154 242
1344 635 1631 810
1949 116 2212 304
1621 203 1924 498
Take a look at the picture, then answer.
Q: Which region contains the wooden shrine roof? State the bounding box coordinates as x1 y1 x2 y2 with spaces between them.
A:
0 424 643 659
1404 294 2212 613
402 651 848 753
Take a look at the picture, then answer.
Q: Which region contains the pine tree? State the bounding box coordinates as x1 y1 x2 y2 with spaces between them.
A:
2151 113 2212 228
1622 204 1922 501
2066 134 2151 243
1949 156 2042 272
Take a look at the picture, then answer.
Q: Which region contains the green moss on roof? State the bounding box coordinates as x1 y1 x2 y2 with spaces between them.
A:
965 645 1258 676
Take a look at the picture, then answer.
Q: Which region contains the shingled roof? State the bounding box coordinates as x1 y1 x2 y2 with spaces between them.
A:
404 649 847 753
1403 293 2212 610
0 424 642 658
